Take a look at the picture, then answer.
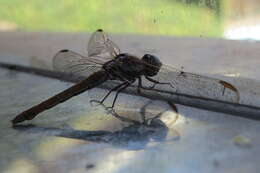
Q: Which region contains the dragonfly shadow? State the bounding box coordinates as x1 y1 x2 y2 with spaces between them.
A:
12 118 175 150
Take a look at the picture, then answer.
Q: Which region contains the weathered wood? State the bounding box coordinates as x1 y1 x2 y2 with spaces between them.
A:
1 62 260 121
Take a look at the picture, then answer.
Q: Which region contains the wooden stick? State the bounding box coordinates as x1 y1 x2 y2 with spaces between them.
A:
1 62 260 121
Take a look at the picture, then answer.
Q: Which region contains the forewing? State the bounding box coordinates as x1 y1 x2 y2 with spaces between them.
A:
87 29 120 61
146 64 240 103
53 49 103 78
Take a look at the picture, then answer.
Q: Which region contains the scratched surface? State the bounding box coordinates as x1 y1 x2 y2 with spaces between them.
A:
1 33 260 173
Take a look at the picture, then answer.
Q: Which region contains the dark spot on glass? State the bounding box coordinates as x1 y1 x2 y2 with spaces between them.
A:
60 49 69 52
213 159 220 167
97 29 103 32
86 164 95 169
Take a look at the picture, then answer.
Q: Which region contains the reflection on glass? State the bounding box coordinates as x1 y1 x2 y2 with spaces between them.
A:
4 159 38 173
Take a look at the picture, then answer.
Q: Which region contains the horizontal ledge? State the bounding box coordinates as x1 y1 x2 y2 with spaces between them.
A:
1 61 260 121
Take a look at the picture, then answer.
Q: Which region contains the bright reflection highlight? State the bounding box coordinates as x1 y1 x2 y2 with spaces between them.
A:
225 25 260 40
4 159 39 173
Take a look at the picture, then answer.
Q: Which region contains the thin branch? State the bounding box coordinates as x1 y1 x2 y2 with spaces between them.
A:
1 62 260 121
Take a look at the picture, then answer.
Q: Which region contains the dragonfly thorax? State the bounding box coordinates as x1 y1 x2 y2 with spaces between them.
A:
103 53 148 81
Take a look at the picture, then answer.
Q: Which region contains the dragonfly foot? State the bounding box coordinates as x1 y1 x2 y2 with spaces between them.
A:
105 107 116 114
145 116 158 125
147 83 156 89
90 99 103 106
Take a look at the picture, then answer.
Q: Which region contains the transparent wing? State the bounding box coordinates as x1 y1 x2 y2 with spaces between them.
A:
145 64 240 103
53 49 104 78
87 29 120 61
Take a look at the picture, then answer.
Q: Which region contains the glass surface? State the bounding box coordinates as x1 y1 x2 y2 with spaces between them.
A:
1 1 260 172
0 0 259 40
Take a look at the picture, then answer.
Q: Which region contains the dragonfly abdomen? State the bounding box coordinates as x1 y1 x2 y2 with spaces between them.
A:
12 70 109 125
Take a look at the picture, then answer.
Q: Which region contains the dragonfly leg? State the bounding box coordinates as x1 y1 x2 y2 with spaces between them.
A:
167 101 178 113
139 100 154 124
222 87 226 96
145 76 175 89
109 109 140 124
90 82 128 105
137 77 143 94
166 101 179 125
146 112 164 125
145 101 179 125
110 82 132 108
137 77 155 94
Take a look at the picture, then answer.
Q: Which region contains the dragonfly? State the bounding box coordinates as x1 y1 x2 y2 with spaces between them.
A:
11 29 239 125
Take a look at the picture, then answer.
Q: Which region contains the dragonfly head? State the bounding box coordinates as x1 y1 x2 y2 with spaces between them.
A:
142 54 162 76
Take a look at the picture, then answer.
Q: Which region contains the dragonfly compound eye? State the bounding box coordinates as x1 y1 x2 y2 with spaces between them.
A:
142 54 162 76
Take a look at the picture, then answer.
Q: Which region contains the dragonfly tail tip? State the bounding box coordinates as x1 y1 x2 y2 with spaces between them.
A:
11 115 26 125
